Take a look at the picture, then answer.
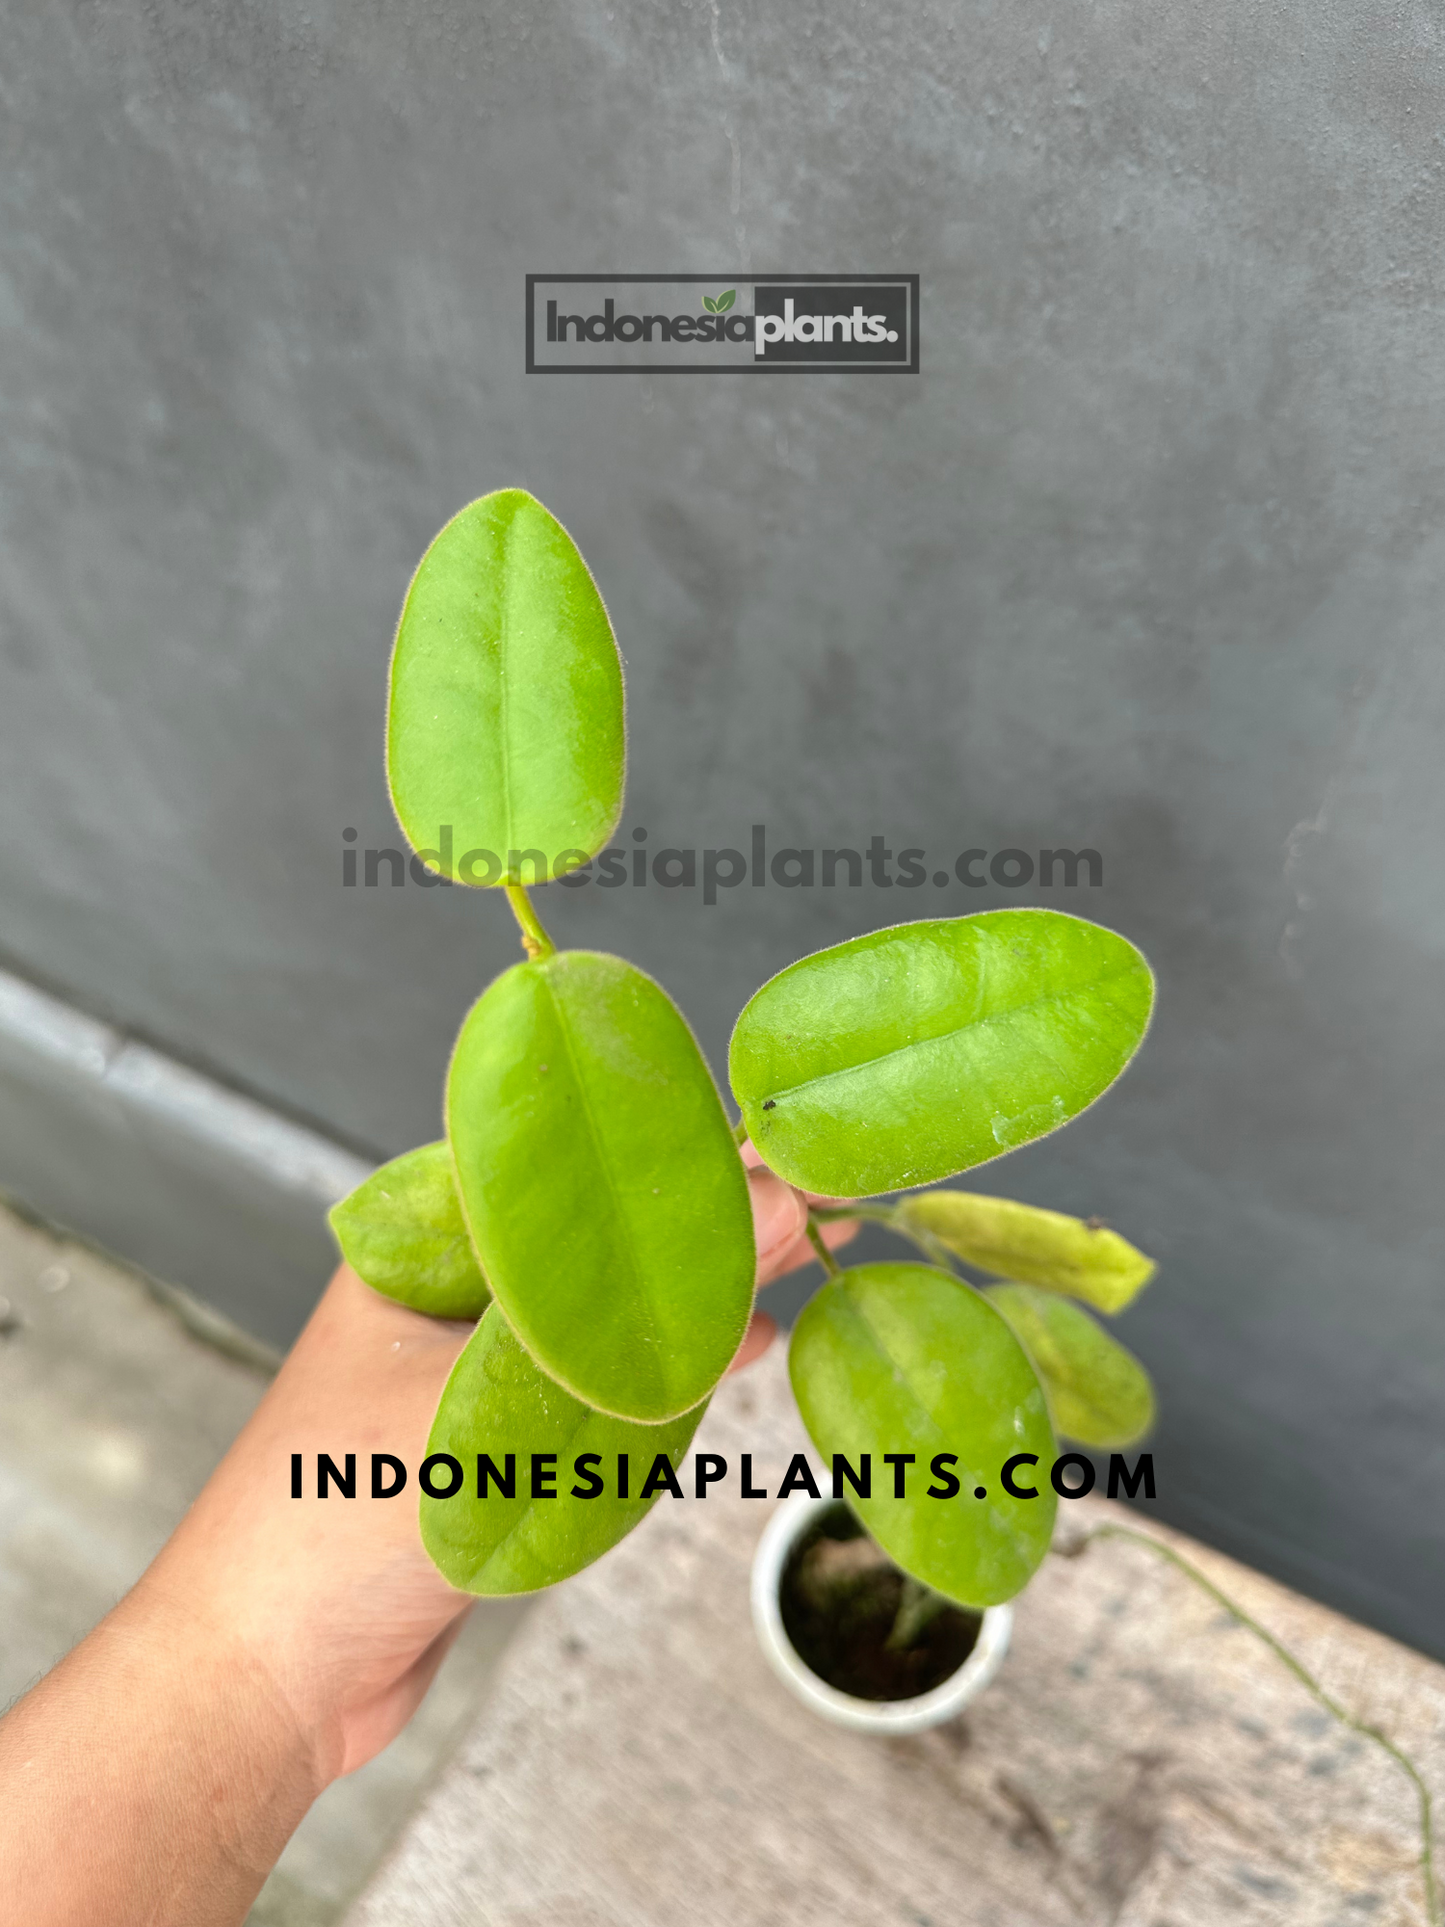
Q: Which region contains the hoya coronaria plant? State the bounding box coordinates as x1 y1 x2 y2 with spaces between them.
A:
329 487 1158 1617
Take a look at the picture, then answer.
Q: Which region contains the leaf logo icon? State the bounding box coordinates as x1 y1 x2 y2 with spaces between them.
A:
701 290 736 314
702 295 718 313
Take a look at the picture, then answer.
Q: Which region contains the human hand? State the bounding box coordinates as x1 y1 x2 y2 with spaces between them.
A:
0 1155 854 1927
152 1158 851 1786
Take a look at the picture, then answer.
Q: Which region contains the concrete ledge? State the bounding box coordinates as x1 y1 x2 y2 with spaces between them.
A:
0 966 371 1346
349 1347 1444 1926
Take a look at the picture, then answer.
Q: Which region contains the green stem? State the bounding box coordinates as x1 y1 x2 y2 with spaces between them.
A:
811 1201 959 1274
907 1224 963 1271
805 1216 842 1279
1060 1523 1439 1927
885 1574 952 1652
504 884 556 962
732 1115 749 1147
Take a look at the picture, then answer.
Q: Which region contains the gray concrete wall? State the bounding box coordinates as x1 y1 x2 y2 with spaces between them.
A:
2 0 1443 1655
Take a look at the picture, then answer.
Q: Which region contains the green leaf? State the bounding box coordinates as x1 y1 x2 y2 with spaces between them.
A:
387 489 624 884
328 1142 490 1320
986 1283 1155 1448
447 949 756 1422
421 1306 707 1594
894 1190 1155 1313
716 289 736 312
702 295 718 313
789 1262 1057 1607
730 910 1154 1197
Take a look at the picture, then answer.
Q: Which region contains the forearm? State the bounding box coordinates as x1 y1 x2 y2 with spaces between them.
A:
0 1575 319 1927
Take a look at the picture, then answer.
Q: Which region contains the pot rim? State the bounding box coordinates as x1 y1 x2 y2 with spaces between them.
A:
750 1491 1014 1735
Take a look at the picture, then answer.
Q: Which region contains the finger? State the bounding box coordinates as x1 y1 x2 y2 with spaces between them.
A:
763 1213 861 1284
726 1309 777 1374
740 1138 860 1211
747 1167 806 1278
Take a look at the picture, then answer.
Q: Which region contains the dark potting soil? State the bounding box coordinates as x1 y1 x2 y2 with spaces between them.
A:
778 1503 983 1702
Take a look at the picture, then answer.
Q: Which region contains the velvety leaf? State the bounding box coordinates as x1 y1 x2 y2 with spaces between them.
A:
986 1283 1155 1448
789 1262 1058 1607
447 949 755 1422
730 910 1154 1196
421 1306 706 1594
327 1142 490 1320
387 489 624 882
895 1189 1155 1313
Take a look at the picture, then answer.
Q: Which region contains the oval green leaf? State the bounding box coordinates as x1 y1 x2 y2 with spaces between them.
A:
421 1306 707 1595
730 910 1155 1197
387 489 624 882
446 949 755 1422
895 1190 1155 1313
789 1262 1058 1607
987 1283 1155 1448
327 1141 490 1320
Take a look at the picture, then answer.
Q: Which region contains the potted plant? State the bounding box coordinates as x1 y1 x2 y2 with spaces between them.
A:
329 487 1157 1729
747 1180 1158 1731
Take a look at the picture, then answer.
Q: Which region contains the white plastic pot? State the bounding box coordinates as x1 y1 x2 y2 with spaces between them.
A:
750 1492 1013 1735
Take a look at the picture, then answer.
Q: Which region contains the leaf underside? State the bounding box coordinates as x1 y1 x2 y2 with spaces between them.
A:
328 1141 490 1321
987 1282 1155 1448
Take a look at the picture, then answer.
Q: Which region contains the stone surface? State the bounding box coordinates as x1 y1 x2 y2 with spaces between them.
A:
350 1347 1444 1927
0 1199 527 1926
1 0 1445 1654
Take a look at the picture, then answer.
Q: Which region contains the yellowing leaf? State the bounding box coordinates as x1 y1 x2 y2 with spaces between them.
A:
896 1190 1155 1313
987 1283 1155 1448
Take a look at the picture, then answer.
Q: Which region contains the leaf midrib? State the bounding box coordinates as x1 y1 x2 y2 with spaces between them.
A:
497 503 519 855
838 1285 963 1451
470 1401 704 1585
544 966 668 1404
467 1384 594 1578
755 962 1142 1107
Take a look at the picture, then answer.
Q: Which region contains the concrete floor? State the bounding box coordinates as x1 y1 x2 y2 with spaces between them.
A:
0 1197 527 1927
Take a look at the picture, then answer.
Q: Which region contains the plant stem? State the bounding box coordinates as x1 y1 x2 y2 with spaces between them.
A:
1059 1523 1440 1927
504 884 556 961
805 1216 842 1278
885 1574 952 1652
811 1200 959 1272
812 1203 898 1226
732 1115 749 1147
905 1224 964 1271
810 1202 960 1273
816 1202 963 1279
